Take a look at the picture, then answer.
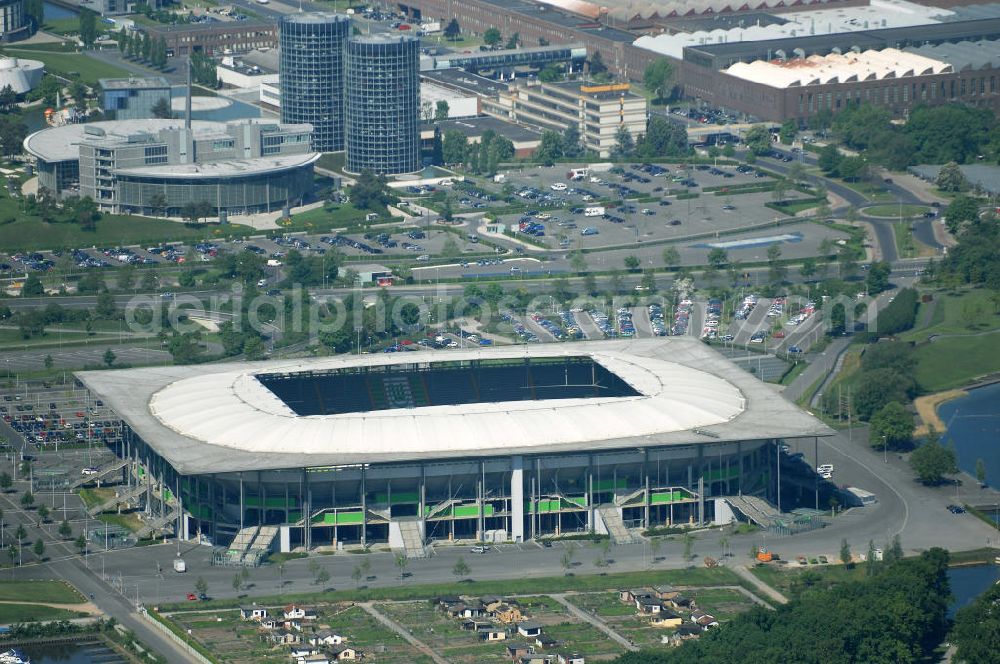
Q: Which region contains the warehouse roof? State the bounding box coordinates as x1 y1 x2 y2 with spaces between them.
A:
634 0 951 60
905 38 1000 72
77 338 832 474
725 48 951 89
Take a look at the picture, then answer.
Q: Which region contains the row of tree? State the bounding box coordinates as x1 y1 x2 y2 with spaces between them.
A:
118 31 169 70
436 128 514 175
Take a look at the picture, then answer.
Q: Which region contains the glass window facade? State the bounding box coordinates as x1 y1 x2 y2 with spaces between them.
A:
345 35 420 176
279 13 350 153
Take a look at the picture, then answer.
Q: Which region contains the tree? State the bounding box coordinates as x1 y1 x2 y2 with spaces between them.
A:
943 194 980 235
643 58 674 103
58 520 72 539
20 491 33 510
32 539 43 559
560 544 576 573
535 130 563 166
0 85 16 114
505 32 519 49
394 553 408 581
43 354 53 370
350 170 392 211
75 534 87 555
22 274 43 297
483 27 502 47
232 573 243 592
682 532 695 562
452 556 470 579
869 401 913 450
433 100 449 122
744 125 773 156
975 458 987 486
866 260 892 295
103 348 116 367
865 540 879 577
14 525 25 542
936 161 970 192
443 18 460 41
442 130 468 165
36 504 49 524
351 565 363 587
588 51 607 77
0 473 10 493
840 538 852 567
779 119 797 145
569 251 587 273
538 64 561 83
707 248 728 270
612 125 634 159
194 577 208 596
315 568 330 586
562 123 583 158
662 246 680 269
952 581 1000 663
151 96 172 119
79 8 98 48
624 255 640 271
910 433 958 484
637 116 688 158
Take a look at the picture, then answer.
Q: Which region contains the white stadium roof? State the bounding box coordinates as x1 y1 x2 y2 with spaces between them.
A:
78 339 831 475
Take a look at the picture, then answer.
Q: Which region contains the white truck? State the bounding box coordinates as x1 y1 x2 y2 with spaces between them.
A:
173 558 187 573
584 206 605 217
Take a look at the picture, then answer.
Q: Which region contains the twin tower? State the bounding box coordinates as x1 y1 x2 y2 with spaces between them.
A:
279 13 421 175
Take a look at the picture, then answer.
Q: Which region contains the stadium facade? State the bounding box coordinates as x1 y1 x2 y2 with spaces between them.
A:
77 340 830 554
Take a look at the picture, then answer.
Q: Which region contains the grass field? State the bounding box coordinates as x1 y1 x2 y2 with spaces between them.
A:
162 567 740 612
865 204 929 218
900 290 1000 342
42 18 80 35
842 180 895 203
914 333 1000 391
0 580 85 604
750 563 867 599
0 604 88 623
0 48 129 86
0 214 256 252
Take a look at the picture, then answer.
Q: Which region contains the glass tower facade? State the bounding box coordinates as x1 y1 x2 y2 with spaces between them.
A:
345 34 420 175
279 13 350 152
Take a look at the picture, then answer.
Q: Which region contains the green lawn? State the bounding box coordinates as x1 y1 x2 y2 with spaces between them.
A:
0 604 88 623
0 214 256 252
42 18 80 35
0 48 129 86
0 580 85 604
900 289 1000 342
914 333 1000 391
842 180 895 203
161 567 740 611
865 204 928 218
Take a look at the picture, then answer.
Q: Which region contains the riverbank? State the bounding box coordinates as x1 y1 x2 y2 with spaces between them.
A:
915 389 967 437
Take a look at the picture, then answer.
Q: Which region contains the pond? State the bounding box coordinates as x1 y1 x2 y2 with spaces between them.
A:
939 381 1000 489
42 2 77 20
947 564 1000 618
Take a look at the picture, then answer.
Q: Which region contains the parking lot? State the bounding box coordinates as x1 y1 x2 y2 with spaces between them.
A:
479 162 815 251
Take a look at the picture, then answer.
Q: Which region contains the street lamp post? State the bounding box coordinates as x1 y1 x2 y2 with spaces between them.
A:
882 434 887 464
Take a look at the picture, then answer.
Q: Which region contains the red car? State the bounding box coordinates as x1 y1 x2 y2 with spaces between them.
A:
186 593 197 601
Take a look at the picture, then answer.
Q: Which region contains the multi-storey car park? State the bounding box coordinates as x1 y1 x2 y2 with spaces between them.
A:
76 339 831 559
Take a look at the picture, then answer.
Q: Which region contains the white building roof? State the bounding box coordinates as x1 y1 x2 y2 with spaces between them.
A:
76 338 832 474
724 47 951 88
0 57 43 95
633 0 952 59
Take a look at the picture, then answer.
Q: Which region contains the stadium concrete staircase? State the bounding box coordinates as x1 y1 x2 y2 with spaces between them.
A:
723 495 782 529
136 505 180 540
597 505 637 545
87 482 149 517
70 459 128 489
398 519 428 559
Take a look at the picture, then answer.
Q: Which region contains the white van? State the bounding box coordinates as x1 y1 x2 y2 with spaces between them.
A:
550 182 567 191
584 206 605 217
817 464 834 474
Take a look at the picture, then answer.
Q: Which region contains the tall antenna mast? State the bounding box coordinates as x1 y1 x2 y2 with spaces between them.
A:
185 56 192 129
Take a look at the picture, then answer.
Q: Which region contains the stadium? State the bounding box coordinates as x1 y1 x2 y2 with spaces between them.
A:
77 338 831 558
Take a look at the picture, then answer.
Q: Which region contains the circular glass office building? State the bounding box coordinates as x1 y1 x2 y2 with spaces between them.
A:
345 34 420 175
279 13 350 153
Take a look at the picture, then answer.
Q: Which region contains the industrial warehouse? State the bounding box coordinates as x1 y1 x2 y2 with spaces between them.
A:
76 339 831 559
